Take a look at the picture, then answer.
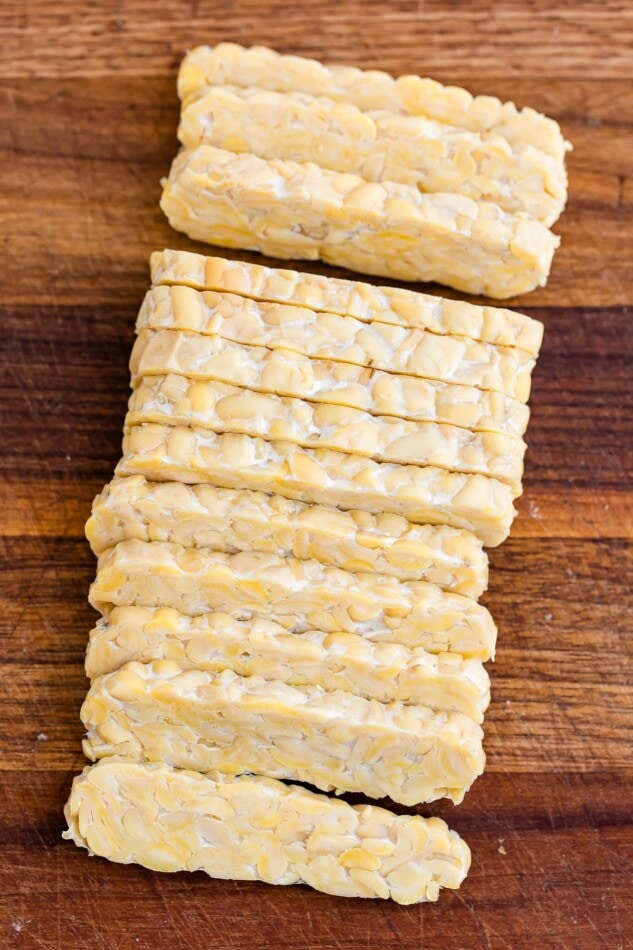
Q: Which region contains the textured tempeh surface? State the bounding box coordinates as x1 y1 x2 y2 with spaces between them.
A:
150 248 544 355
81 662 486 805
64 759 472 903
86 476 489 595
3 2 632 945
161 145 559 298
85 606 491 720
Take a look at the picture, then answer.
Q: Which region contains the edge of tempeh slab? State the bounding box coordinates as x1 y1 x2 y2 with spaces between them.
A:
81 661 486 806
178 43 570 163
86 475 490 596
117 424 517 547
137 285 536 403
160 145 559 299
126 373 526 488
85 605 491 722
150 248 544 357
63 759 471 903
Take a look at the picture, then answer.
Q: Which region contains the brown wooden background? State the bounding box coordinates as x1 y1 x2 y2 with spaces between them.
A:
1 2 632 947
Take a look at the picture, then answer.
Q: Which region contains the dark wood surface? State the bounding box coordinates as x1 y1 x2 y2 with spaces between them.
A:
1 2 632 947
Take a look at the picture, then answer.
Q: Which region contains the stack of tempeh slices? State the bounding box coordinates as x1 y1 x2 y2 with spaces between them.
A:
160 43 570 298
64 248 544 904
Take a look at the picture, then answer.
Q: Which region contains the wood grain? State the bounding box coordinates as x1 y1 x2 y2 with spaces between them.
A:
1 2 631 947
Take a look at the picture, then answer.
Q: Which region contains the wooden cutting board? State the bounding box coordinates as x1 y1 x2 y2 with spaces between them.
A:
1 2 631 947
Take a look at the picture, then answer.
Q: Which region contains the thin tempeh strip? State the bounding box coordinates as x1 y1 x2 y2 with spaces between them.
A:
130 328 531 438
64 759 472 903
86 476 489 596
88 540 497 654
150 248 544 356
137 285 536 402
179 84 566 225
86 606 491 721
160 146 559 299
126 373 525 487
81 662 486 805
117 424 517 547
178 43 569 161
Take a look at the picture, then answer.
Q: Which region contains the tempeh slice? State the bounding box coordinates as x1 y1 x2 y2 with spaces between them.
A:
81 662 486 805
86 606 491 721
131 329 531 438
137 285 536 402
126 374 525 487
64 759 472 903
86 476 489 596
88 540 497 655
150 248 544 356
178 44 569 162
160 145 559 298
179 85 566 225
117 424 517 547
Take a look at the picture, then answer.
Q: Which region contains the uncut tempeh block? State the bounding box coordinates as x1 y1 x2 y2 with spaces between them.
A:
160 145 559 299
81 662 486 805
150 248 544 356
86 606 491 721
178 43 569 162
179 84 566 226
86 476 489 596
117 424 517 547
126 373 525 487
131 329 531 439
64 759 472 903
88 540 497 656
138 285 536 402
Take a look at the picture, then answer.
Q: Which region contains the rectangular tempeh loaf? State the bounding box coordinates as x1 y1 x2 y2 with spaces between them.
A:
160 145 559 298
89 540 497 656
150 248 544 356
81 662 486 805
137 285 536 402
86 476 489 596
86 606 491 721
179 84 566 226
178 43 569 162
64 759 472 903
131 329 531 438
126 373 525 487
117 424 516 546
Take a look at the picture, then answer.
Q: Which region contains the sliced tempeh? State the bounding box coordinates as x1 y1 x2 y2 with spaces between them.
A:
86 606 491 721
86 476 489 596
160 145 559 299
178 43 569 162
64 759 472 903
131 329 531 438
81 662 486 805
179 84 566 226
117 424 517 547
138 285 536 402
88 540 497 656
126 374 525 487
150 248 544 356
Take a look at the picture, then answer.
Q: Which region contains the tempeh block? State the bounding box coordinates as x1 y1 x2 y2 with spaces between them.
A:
137 285 536 402
86 476 489 596
160 145 559 298
117 424 517 547
150 248 544 356
130 329 531 438
88 540 497 656
81 662 486 805
126 373 525 487
64 759 472 903
179 84 566 225
85 605 491 721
